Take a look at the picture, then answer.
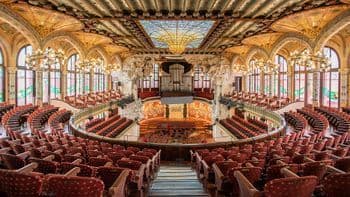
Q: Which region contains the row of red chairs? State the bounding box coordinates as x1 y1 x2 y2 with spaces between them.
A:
247 117 268 131
220 115 266 139
27 105 59 136
315 106 350 134
191 128 350 197
65 90 121 109
0 105 161 197
297 107 329 138
284 111 307 133
85 118 104 130
0 103 14 121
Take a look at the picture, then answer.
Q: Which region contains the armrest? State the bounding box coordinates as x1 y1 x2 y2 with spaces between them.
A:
72 158 82 165
136 164 146 180
327 165 346 174
281 168 299 178
201 160 210 178
64 167 81 176
109 169 130 197
104 162 113 167
213 163 224 180
15 162 38 173
0 147 11 154
234 171 261 197
17 151 30 159
43 155 55 161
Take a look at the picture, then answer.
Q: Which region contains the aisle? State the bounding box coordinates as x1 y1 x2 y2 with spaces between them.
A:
148 164 208 197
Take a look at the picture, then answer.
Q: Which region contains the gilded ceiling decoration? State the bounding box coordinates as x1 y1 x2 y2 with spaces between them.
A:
242 33 283 51
0 0 345 55
73 32 112 50
271 5 350 39
103 44 129 56
225 45 251 56
9 3 83 37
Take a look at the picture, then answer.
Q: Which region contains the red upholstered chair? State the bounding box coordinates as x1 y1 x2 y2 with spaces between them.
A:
201 154 225 186
88 157 113 167
29 158 58 174
301 161 328 183
127 147 140 154
266 164 299 181
213 161 239 193
60 162 95 177
228 167 262 197
42 175 104 197
235 170 317 197
334 158 350 172
129 155 152 179
117 159 145 191
0 153 26 169
0 169 43 197
96 166 130 197
108 152 126 165
323 173 350 197
63 154 86 164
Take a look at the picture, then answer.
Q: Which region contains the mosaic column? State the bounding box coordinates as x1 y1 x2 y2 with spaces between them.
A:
287 61 294 100
269 74 273 97
312 71 321 106
340 68 349 107
90 69 94 92
260 72 264 94
61 67 67 99
7 67 17 104
242 75 246 92
34 67 43 106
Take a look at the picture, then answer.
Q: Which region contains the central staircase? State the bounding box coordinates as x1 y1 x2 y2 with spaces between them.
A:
149 164 208 196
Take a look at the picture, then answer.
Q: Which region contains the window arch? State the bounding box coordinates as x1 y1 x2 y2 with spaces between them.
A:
67 54 79 96
94 66 105 92
248 60 260 93
17 45 34 105
275 55 288 97
0 48 4 102
42 52 61 103
322 46 339 108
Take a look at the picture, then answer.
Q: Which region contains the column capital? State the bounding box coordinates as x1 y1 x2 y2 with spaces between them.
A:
7 66 17 73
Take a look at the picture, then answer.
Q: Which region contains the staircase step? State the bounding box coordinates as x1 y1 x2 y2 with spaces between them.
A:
148 189 208 197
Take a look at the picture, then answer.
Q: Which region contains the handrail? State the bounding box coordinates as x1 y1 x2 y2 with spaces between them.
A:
69 98 286 148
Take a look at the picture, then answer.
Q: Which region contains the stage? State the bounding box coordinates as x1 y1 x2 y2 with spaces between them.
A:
139 118 214 144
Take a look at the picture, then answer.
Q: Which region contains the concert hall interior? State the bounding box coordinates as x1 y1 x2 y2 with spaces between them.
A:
0 0 350 196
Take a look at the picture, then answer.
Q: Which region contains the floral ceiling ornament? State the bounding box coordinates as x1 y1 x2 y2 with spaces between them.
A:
76 58 103 73
290 49 331 72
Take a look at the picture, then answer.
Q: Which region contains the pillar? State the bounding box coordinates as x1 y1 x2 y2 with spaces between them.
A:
90 69 94 92
7 67 16 104
312 71 321 106
61 66 67 99
287 61 294 100
34 68 43 106
340 68 349 107
260 72 265 94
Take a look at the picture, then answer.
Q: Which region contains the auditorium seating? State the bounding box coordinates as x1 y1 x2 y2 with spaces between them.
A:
229 91 291 110
191 114 350 197
0 104 161 196
65 90 121 109
219 114 267 139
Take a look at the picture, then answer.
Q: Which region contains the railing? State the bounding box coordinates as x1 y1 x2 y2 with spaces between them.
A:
69 98 286 160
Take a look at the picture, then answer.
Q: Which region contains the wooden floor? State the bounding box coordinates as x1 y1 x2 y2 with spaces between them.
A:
149 164 208 197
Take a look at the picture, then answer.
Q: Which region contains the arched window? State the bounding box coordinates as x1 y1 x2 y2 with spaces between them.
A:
67 54 79 96
42 54 61 103
0 48 4 102
322 47 339 108
276 55 288 97
193 66 211 90
17 45 34 105
94 66 104 91
294 63 306 102
248 60 260 93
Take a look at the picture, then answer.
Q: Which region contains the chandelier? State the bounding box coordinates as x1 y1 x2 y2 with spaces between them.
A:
157 32 198 54
26 48 65 69
76 58 103 72
103 63 121 74
290 49 331 71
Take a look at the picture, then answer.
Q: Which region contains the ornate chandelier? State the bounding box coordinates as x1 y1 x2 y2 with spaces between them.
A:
157 32 198 54
26 48 65 69
76 58 103 72
249 59 278 74
103 63 121 74
290 49 331 71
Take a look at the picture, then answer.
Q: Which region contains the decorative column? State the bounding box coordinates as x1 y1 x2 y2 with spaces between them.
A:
61 65 67 99
312 70 321 106
287 61 294 100
260 72 265 94
7 67 17 104
90 69 94 92
340 68 349 107
34 67 43 105
269 74 273 97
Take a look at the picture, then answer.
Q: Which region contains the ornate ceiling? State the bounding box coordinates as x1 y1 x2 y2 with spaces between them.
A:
0 0 348 56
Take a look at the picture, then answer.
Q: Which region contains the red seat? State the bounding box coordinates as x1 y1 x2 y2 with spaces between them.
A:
0 154 26 169
0 169 42 197
323 173 350 197
60 162 95 177
334 158 350 172
264 176 317 197
42 175 104 197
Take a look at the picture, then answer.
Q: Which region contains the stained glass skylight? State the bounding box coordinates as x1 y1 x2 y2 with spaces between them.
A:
140 20 214 53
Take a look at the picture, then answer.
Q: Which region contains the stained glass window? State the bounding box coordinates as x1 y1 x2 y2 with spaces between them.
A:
322 47 339 108
275 55 288 97
17 45 34 105
294 63 306 101
140 20 214 49
94 66 104 91
67 54 79 96
43 59 61 103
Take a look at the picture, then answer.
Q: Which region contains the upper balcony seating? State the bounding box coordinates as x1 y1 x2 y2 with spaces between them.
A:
315 106 350 135
64 90 122 109
219 115 267 139
229 91 291 110
297 107 329 139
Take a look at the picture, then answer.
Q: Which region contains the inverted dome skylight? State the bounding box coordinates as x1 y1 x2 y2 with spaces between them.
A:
139 20 214 54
